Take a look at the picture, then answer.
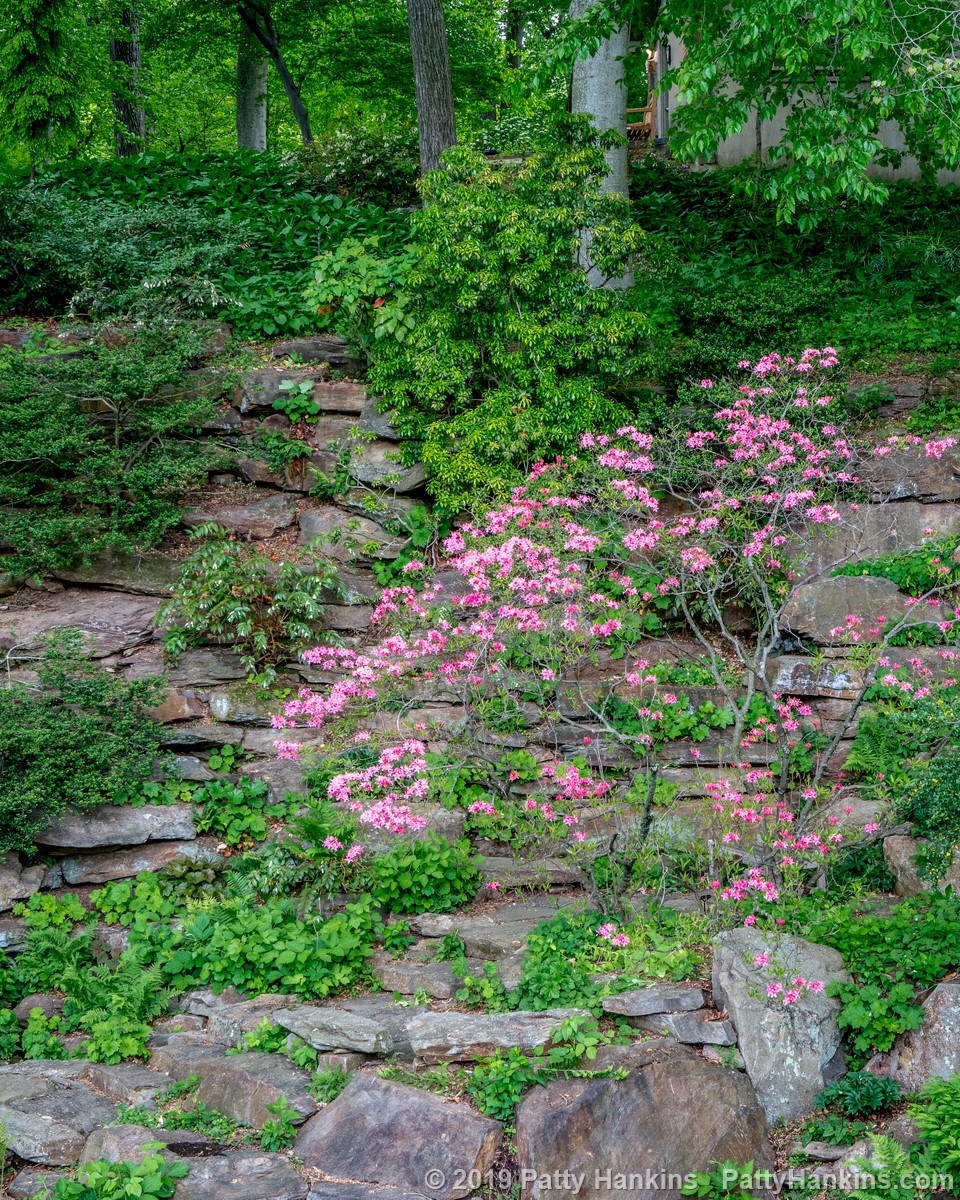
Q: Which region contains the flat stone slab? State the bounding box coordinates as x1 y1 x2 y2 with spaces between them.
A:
9 1079 118 1136
60 839 219 885
780 575 950 646
0 589 158 657
478 856 579 887
181 493 295 539
205 994 299 1045
602 985 706 1018
175 1150 309 1200
276 1005 394 1054
375 960 460 1000
406 1009 590 1064
192 1051 317 1128
75 1062 170 1108
631 1010 738 1045
299 506 408 562
7 1168 68 1198
0 1103 86 1165
82 1124 213 1163
148 1033 232 1077
295 1074 502 1200
52 548 180 596
36 802 196 849
309 1187 429 1200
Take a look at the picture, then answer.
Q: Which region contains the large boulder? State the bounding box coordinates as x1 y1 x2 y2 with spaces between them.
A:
0 853 43 913
713 929 850 1122
883 835 960 897
52 548 180 596
295 1074 502 1200
866 980 960 1091
778 576 947 646
181 493 295 540
858 442 960 501
516 1041 772 1200
298 506 408 562
191 1052 316 1128
0 589 158 657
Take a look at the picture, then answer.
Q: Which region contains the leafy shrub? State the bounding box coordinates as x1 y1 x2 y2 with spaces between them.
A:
0 633 166 851
146 896 378 998
0 323 225 576
92 875 178 927
369 836 481 914
832 535 960 597
909 1075 960 1173
20 1008 66 1060
309 1065 352 1104
815 1072 902 1116
2 151 411 338
158 525 341 685
367 120 650 513
293 125 420 208
899 756 960 881
193 777 275 846
260 1096 299 1151
0 1008 21 1059
801 1114 871 1147
513 909 606 1014
46 1149 189 1199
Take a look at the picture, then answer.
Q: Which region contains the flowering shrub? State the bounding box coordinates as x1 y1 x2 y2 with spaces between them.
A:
273 350 960 916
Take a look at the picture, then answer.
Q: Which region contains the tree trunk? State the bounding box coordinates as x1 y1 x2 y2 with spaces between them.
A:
407 0 456 174
237 1 313 144
109 7 145 157
236 21 269 151
569 0 632 288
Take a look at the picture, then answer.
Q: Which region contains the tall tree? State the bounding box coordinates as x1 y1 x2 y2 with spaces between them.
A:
236 0 313 143
236 18 268 150
109 6 146 156
0 0 83 161
407 0 456 173
568 0 630 288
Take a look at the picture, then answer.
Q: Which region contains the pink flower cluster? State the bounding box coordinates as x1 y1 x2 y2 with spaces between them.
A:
597 922 631 948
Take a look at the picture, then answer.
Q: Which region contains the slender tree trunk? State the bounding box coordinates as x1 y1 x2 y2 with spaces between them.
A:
236 21 269 151
569 0 632 288
237 1 313 144
109 7 145 157
407 0 456 174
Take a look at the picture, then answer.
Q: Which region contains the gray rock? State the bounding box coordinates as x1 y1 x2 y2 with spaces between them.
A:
309 1187 428 1200
348 441 428 492
181 493 295 540
602 985 706 1018
271 335 357 366
0 852 43 913
275 1005 394 1054
176 1150 309 1200
792 501 960 582
780 575 948 646
713 929 850 1122
9 1079 117 1136
803 1141 849 1162
865 980 960 1090
409 913 542 960
295 1074 502 1200
0 589 158 657
205 994 299 1045
7 1168 67 1198
0 916 28 951
375 959 460 1000
52 548 181 596
516 1041 772 1200
36 802 196 849
81 1124 212 1163
630 1010 737 1045
477 856 579 887
167 652 247 685
13 993 64 1024
236 369 324 414
299 506 408 562
177 987 246 1018
148 1033 232 1077
75 1062 170 1108
328 996 427 1062
322 603 373 633
0 1103 85 1165
60 838 220 885
859 443 960 501
883 834 960 897
312 380 368 413
207 682 283 725
406 1009 589 1064
193 1051 316 1128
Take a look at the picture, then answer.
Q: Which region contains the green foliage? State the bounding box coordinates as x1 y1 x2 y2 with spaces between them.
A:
381 919 415 956
368 122 650 513
116 1099 239 1144
899 756 960 881
4 153 410 337
304 236 417 357
815 1072 902 1117
0 1008 21 1060
92 875 177 928
0 632 166 851
226 1018 287 1056
0 322 225 575
254 431 311 474
16 892 89 930
309 1065 352 1104
193 777 274 846
45 1148 189 1199
369 836 481 914
158 524 341 685
513 909 606 1015
0 0 83 160
20 1008 66 1060
909 1076 960 1173
293 125 420 207
260 1096 299 1151
847 1136 918 1200
272 378 322 422
455 961 512 1013
833 535 960 597
466 1016 622 1129
803 893 960 1059
680 1162 762 1200
801 1114 871 1146
60 948 174 1063
147 895 378 998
